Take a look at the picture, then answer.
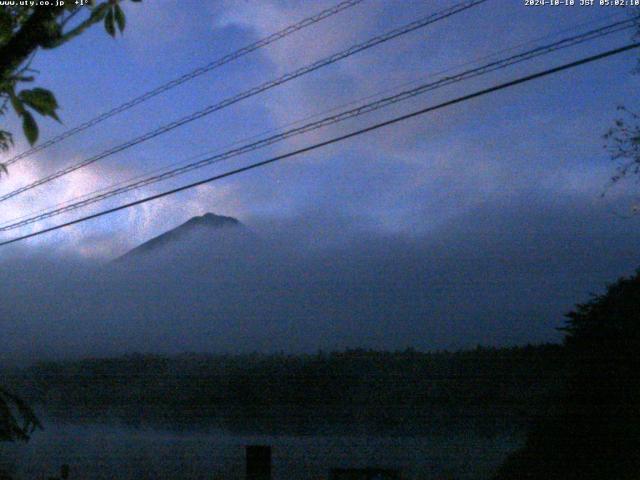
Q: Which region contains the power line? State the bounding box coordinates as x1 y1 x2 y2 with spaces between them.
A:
0 17 633 232
1 11 626 230
1 42 637 248
2 0 366 167
0 0 488 203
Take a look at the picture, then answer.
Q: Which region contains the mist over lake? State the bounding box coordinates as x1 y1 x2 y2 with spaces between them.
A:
1 423 524 480
1 344 560 479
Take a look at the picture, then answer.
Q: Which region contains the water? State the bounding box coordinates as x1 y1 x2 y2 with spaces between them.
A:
0 424 523 479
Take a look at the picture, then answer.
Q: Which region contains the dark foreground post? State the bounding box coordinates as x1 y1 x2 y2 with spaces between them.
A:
46 464 70 480
246 445 271 480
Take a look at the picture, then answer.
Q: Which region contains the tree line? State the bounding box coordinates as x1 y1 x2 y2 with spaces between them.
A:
4 344 565 435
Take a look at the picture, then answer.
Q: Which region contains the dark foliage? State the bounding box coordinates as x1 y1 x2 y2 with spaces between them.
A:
0 386 42 442
495 270 640 480
0 1 141 155
4 345 564 436
602 14 640 198
604 106 640 191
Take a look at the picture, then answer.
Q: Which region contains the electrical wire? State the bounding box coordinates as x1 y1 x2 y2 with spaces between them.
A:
0 17 633 233
1 41 637 247
2 8 625 230
2 0 366 167
0 0 489 203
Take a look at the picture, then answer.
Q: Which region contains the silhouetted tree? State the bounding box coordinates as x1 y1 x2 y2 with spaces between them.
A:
0 1 141 160
603 14 640 200
0 386 41 442
604 106 640 207
495 270 640 480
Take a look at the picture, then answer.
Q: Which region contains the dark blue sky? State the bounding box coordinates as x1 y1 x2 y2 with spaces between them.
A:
0 0 638 255
1 1 640 356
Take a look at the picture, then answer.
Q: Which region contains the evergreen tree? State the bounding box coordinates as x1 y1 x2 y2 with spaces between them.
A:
496 270 640 479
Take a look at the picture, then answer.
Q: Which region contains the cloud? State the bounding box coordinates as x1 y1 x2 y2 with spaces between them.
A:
0 146 242 259
121 0 195 60
2 189 639 365
0 0 637 263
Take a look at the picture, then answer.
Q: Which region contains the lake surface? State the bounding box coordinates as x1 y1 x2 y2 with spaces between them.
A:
0 423 523 479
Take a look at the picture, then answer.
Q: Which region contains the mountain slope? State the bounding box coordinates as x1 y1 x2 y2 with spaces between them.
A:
116 213 242 261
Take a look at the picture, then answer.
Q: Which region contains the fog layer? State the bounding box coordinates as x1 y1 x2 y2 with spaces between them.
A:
2 196 639 363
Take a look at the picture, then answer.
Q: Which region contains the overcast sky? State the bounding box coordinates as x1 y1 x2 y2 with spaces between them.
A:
1 0 640 358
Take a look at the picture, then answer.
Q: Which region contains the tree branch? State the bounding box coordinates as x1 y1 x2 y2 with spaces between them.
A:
46 5 109 49
0 7 62 80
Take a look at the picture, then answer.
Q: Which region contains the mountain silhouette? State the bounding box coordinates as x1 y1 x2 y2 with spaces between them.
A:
116 213 243 262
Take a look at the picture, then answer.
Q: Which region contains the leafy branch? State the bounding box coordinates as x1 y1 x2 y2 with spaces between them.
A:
0 0 143 174
604 106 640 186
0 386 42 442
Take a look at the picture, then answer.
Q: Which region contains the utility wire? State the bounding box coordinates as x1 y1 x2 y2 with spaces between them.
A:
1 42 637 248
0 18 633 233
2 0 366 167
0 0 488 203
2 9 625 230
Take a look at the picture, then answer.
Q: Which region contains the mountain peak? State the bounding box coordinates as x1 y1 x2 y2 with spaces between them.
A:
116 213 242 261
184 213 240 228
